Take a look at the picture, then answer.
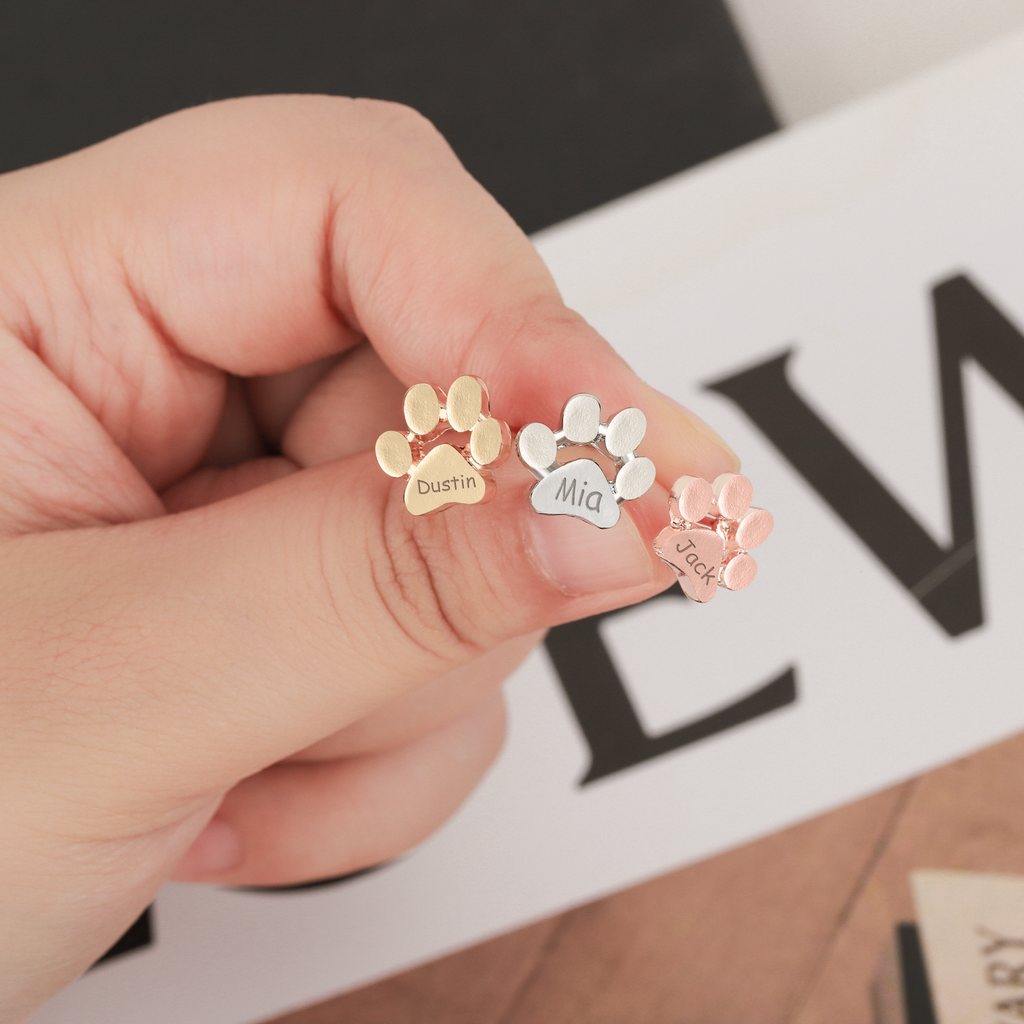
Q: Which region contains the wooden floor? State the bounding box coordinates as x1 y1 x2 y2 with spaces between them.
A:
266 730 1024 1024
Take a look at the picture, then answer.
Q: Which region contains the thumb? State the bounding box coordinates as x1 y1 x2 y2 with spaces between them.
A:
2 430 707 816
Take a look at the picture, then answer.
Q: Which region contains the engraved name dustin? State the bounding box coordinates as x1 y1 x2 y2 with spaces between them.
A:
674 538 717 584
555 474 604 514
416 474 478 495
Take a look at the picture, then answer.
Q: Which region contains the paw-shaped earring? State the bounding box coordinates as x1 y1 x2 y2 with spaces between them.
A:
376 376 511 515
653 473 773 602
516 394 656 529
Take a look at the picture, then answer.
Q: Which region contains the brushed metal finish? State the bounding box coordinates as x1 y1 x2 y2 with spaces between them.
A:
446 375 486 432
712 472 754 520
671 475 714 524
470 416 504 466
375 430 414 478
515 392 655 528
517 421 558 472
404 383 442 436
562 393 602 443
655 472 773 601
735 507 774 550
721 551 757 591
377 377 509 515
605 407 647 458
615 456 656 501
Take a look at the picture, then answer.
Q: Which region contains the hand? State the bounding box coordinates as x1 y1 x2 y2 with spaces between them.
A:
0 96 736 1021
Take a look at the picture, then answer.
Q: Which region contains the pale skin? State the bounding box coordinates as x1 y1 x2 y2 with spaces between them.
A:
0 96 737 1022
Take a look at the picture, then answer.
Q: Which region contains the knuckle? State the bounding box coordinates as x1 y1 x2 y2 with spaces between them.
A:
355 98 441 138
348 98 454 168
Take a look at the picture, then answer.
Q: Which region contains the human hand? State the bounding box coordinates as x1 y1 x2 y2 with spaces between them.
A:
0 96 736 1021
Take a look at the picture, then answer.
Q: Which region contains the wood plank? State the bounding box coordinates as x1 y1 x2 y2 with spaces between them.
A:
793 730 1024 1024
269 784 906 1023
262 917 559 1024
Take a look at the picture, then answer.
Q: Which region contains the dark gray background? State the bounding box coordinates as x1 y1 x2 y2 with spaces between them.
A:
0 0 776 233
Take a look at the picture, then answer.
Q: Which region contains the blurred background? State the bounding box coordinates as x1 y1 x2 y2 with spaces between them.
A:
5 1 1023 237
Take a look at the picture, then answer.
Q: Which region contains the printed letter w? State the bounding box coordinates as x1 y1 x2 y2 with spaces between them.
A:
708 275 1024 637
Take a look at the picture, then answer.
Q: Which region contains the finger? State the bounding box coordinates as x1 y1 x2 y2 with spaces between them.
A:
0 96 734 517
0 328 165 534
200 374 268 468
292 629 543 760
161 456 298 513
2 447 672 816
172 689 507 885
280 343 408 467
245 354 345 450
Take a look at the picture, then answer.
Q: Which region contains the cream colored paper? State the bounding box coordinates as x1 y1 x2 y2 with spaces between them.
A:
913 870 1024 1024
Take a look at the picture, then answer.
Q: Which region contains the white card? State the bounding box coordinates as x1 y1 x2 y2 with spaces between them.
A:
913 870 1024 1024
34 29 1024 1024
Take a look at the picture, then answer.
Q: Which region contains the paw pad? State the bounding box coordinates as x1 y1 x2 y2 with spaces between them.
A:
516 394 656 529
376 376 511 515
654 473 773 602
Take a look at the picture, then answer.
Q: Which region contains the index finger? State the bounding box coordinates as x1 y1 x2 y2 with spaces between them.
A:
8 95 735 486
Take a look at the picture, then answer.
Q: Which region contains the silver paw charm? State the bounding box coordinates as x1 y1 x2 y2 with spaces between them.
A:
516 394 656 529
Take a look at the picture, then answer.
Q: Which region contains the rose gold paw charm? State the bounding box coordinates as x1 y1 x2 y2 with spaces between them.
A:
653 473 773 603
375 376 511 515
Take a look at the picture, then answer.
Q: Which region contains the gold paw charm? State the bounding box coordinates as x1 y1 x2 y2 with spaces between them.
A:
376 376 511 515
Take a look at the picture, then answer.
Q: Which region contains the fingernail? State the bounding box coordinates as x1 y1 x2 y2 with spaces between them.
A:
174 818 242 879
653 388 741 473
529 511 655 596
